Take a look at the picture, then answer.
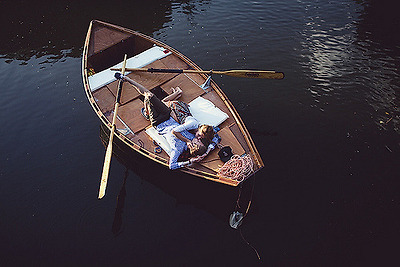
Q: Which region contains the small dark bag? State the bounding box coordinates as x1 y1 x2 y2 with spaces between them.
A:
218 146 233 163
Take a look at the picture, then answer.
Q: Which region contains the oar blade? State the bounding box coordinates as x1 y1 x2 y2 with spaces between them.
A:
98 135 114 199
223 70 284 79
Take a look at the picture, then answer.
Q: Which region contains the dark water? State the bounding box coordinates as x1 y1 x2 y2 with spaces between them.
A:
1 0 399 265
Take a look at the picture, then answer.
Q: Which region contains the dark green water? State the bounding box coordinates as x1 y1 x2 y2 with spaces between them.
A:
1 0 399 265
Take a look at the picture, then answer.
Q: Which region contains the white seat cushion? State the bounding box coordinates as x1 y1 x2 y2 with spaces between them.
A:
88 46 171 92
145 127 173 156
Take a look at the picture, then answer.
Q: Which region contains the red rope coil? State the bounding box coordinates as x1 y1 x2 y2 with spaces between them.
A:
218 154 254 182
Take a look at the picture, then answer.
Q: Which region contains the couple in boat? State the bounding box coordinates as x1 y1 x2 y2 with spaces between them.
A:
115 73 220 169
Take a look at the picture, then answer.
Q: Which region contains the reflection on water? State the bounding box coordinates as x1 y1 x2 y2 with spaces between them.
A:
172 0 211 15
298 0 400 132
111 168 128 236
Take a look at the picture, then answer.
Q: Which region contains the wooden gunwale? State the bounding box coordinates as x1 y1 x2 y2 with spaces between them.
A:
82 20 263 186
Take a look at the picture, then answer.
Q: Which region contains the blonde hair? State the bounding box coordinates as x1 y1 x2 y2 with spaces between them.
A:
198 125 214 146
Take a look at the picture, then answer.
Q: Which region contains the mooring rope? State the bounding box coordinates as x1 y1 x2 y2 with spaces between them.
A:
240 228 261 260
238 175 261 260
227 160 261 261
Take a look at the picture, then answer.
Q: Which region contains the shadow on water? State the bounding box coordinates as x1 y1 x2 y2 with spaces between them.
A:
111 167 128 236
99 124 256 228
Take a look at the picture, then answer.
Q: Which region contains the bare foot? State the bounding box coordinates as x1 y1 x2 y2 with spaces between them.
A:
175 86 182 94
172 86 182 98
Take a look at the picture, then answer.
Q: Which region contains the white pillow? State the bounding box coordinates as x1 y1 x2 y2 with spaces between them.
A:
189 97 229 127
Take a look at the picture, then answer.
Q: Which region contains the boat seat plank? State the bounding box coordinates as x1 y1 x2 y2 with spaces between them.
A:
117 79 229 135
199 124 245 172
102 108 131 134
89 46 172 92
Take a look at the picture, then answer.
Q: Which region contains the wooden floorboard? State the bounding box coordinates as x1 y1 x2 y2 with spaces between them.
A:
158 53 190 70
161 73 206 103
229 123 249 154
92 87 116 115
90 25 131 56
118 98 150 134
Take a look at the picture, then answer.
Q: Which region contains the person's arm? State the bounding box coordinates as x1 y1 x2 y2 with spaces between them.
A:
116 73 149 95
196 132 221 160
172 129 191 143
171 124 194 145
169 149 195 170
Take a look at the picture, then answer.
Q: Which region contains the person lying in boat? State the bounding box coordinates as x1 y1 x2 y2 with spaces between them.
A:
162 87 221 162
115 73 207 169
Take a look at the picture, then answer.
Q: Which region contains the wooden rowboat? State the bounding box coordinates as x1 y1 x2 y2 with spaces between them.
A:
82 20 267 189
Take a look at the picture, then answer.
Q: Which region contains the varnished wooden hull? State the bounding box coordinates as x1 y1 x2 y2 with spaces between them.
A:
82 20 264 186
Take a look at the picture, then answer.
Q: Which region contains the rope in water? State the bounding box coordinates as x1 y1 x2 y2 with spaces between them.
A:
236 176 261 260
218 154 254 181
226 158 260 260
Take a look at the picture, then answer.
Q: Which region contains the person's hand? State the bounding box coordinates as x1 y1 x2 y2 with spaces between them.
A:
190 156 202 163
196 153 206 161
114 72 125 81
187 142 196 151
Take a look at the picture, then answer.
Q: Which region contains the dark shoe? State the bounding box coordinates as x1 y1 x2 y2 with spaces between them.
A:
141 107 149 120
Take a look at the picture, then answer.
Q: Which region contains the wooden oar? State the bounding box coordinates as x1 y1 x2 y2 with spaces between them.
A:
98 54 128 199
110 67 284 79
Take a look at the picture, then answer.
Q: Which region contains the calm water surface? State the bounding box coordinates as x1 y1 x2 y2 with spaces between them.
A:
1 0 399 265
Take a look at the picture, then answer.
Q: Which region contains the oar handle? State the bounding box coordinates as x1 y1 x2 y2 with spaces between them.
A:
147 68 184 73
111 67 192 73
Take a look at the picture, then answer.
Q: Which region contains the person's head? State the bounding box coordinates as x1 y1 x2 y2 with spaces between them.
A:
188 137 206 157
195 125 214 145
